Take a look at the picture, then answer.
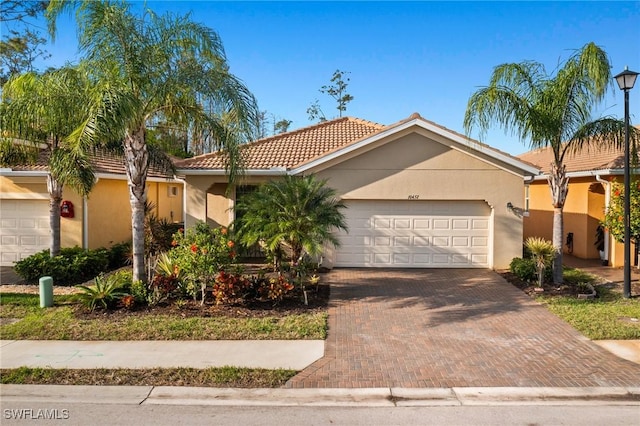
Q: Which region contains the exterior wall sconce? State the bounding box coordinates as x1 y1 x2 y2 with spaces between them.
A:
506 202 514 211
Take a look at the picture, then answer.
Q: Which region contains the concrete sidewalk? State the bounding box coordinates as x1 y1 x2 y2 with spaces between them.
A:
0 340 324 370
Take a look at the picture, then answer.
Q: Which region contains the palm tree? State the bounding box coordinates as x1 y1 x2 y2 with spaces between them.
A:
234 175 348 266
46 1 260 282
464 42 632 284
1 67 95 256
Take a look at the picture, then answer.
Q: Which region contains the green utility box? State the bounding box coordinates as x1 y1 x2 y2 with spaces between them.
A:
39 276 54 308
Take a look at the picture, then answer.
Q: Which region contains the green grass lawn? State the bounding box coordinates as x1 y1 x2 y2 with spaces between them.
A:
0 293 327 340
537 285 640 340
0 366 296 387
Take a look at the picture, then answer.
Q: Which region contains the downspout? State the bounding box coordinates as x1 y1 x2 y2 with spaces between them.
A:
83 177 98 250
83 196 89 249
173 175 187 227
524 175 534 217
596 174 610 264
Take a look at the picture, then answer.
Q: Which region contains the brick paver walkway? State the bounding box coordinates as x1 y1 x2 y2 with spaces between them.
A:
286 269 640 388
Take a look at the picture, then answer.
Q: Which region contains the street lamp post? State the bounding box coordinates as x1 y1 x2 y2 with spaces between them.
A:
614 67 639 299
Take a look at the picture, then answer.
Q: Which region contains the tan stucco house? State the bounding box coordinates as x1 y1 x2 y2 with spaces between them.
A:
0 150 182 266
176 113 539 270
519 144 640 268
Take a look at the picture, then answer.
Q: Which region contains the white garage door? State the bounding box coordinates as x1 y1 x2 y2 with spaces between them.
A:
334 200 491 268
0 199 51 266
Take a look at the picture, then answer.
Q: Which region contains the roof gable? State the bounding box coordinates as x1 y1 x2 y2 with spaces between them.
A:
176 113 539 177
291 113 540 177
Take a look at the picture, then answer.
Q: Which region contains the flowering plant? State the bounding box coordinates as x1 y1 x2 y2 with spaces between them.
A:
602 179 640 246
167 221 238 304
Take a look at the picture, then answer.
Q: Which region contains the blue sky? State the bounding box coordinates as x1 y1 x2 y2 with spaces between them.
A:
11 1 640 155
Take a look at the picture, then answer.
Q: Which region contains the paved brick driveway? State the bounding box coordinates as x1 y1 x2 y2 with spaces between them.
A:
286 269 640 388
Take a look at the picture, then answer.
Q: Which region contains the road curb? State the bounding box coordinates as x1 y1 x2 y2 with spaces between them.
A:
2 385 639 407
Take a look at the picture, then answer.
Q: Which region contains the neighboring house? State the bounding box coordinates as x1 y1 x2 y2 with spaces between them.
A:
518 144 640 268
0 150 183 266
175 113 539 269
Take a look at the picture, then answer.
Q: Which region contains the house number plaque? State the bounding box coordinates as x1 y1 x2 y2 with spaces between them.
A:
408 195 419 200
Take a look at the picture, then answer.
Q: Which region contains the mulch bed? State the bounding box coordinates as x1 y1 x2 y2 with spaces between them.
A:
498 270 640 298
73 284 330 320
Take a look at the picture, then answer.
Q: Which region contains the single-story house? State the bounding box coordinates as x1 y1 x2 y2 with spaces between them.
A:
0 150 183 266
518 144 640 267
175 113 540 269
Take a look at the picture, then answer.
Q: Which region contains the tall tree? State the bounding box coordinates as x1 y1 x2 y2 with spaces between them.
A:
322 69 354 117
274 119 292 134
1 67 96 256
46 1 260 283
0 1 51 84
0 1 49 24
464 42 634 284
0 29 51 85
307 69 354 122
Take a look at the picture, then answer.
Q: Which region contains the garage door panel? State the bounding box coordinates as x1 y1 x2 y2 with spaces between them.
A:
413 236 430 246
472 236 488 247
394 219 410 229
433 219 450 230
0 200 51 266
413 219 430 230
432 236 449 247
472 219 489 229
453 219 470 229
452 236 469 247
394 236 410 246
335 200 491 268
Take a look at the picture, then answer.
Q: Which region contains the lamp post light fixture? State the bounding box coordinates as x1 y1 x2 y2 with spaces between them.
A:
614 66 639 299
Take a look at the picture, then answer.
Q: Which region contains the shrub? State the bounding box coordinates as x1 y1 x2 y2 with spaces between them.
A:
14 247 110 285
107 241 131 269
509 257 538 282
149 273 179 305
129 280 148 304
76 273 128 311
168 221 237 304
211 271 250 305
509 257 553 283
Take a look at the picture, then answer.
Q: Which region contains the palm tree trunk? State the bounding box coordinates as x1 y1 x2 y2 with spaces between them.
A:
551 207 564 284
548 163 569 284
46 174 63 257
124 129 149 283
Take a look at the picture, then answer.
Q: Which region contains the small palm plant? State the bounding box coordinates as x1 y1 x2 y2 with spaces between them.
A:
76 274 128 311
525 237 555 288
234 175 348 268
234 175 347 304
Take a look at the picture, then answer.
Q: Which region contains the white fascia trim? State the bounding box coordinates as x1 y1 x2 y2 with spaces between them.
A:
0 170 179 182
0 170 49 177
289 118 541 177
530 168 637 181
94 172 178 183
176 168 288 176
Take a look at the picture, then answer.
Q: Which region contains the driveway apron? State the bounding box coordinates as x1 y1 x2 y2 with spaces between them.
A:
286 269 640 388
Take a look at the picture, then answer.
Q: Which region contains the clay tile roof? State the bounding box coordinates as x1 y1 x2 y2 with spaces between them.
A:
176 116 385 170
8 149 174 179
517 144 639 175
